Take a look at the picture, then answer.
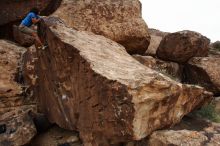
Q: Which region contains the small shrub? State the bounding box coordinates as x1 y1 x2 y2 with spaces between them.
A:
195 103 220 123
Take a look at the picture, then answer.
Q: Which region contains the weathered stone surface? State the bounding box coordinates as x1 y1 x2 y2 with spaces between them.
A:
145 35 162 56
127 116 220 146
0 40 36 146
52 0 150 54
30 126 82 146
13 25 35 47
133 55 183 82
22 46 40 102
147 117 220 146
157 30 210 63
184 57 220 96
145 29 169 56
36 18 212 145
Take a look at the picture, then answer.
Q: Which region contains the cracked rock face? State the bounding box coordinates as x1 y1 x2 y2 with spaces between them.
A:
157 30 210 63
133 55 183 82
52 0 150 55
35 18 212 145
0 40 36 146
184 57 220 96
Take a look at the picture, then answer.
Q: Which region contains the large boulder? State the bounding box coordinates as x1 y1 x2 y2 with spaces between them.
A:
184 57 220 96
13 25 35 47
0 40 36 146
34 18 213 145
133 55 183 82
52 0 150 54
157 30 210 63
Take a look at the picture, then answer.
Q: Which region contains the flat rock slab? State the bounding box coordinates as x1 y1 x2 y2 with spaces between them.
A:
157 30 210 63
52 0 150 54
184 57 220 96
36 18 212 145
0 40 36 146
133 55 183 82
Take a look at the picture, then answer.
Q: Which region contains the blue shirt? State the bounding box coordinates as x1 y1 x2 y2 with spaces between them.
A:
21 12 39 27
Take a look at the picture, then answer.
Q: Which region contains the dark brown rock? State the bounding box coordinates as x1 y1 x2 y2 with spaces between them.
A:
13 25 35 47
30 126 81 146
33 18 213 145
184 57 220 96
52 0 150 55
0 0 61 26
157 30 210 63
133 55 183 82
0 40 36 146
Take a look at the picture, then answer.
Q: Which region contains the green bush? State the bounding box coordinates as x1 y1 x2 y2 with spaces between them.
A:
195 103 220 123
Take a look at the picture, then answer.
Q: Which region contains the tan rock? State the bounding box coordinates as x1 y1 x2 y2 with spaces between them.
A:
157 30 210 63
36 18 212 145
30 126 81 146
145 29 169 56
13 25 35 47
128 116 220 146
52 0 150 54
185 57 220 95
145 35 162 56
133 55 183 81
0 40 36 146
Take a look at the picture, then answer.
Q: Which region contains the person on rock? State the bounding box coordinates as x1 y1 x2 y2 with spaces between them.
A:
19 8 47 50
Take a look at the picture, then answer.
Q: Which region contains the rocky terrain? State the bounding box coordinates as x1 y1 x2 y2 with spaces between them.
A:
0 0 220 146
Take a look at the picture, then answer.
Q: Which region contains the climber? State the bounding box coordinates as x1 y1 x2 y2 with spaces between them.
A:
18 7 47 50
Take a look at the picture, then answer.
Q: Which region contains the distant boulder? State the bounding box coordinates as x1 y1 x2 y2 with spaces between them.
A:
157 30 210 63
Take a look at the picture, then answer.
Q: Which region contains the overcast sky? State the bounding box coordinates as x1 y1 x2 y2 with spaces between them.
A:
140 0 220 42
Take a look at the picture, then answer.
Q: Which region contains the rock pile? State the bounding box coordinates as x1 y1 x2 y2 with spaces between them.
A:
0 40 36 146
0 0 219 146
